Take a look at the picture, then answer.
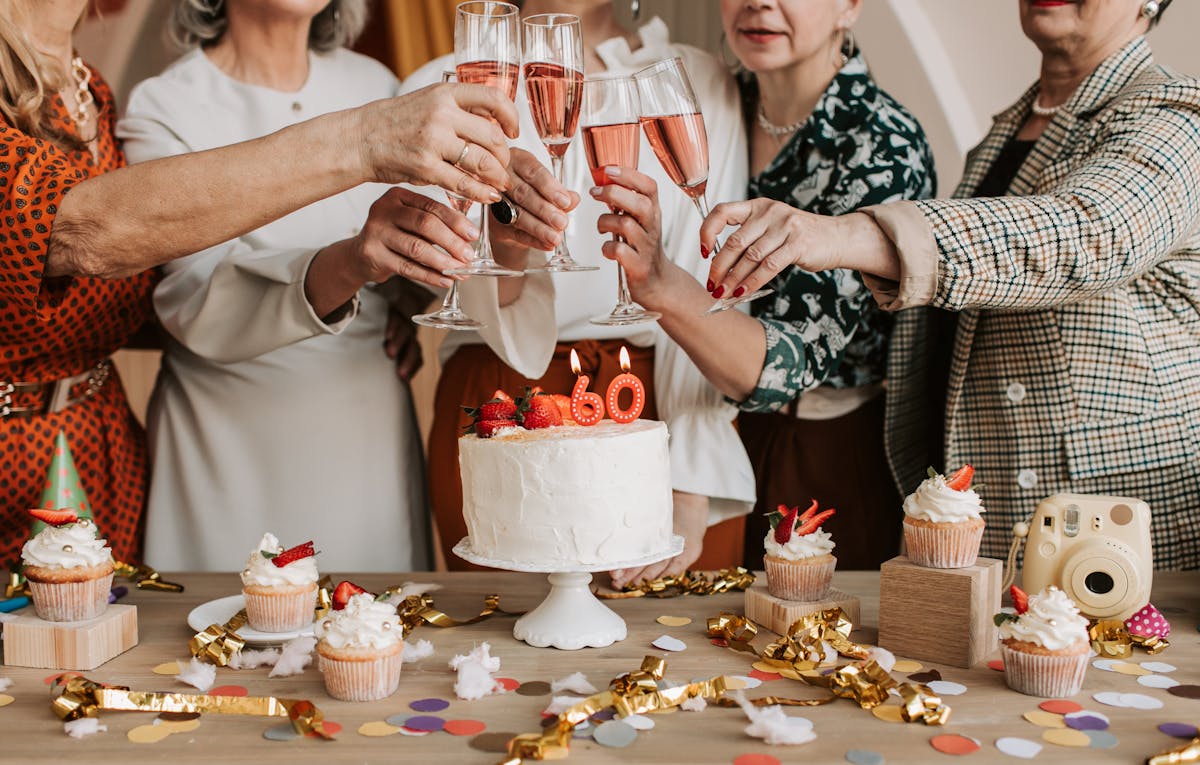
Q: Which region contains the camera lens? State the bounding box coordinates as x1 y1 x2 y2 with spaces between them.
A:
1085 571 1115 595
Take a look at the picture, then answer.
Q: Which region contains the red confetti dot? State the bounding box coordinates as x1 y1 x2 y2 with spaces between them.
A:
986 660 1004 671
733 755 782 765
1039 699 1084 715
711 638 729 648
496 677 520 692
307 721 342 737
748 669 782 682
43 672 83 686
207 685 249 697
445 719 488 736
930 734 981 755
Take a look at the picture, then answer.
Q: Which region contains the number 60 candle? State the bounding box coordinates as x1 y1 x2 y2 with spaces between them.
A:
606 346 646 423
569 348 605 426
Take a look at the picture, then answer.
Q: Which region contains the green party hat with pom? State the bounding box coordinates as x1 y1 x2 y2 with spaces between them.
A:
30 430 94 537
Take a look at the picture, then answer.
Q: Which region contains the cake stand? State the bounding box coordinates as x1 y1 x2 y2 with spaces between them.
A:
453 535 684 650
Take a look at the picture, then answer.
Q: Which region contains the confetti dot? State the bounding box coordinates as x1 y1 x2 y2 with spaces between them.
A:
309 721 341 737
398 726 432 736
621 714 655 730
1023 710 1065 728
516 681 552 697
42 672 82 686
651 635 687 652
1043 728 1090 747
410 697 450 713
892 659 923 673
845 749 885 765
1138 674 1179 689
930 734 980 755
1141 661 1177 673
405 715 446 732
385 714 411 727
725 676 758 690
496 677 520 692
995 736 1042 759
593 720 638 748
470 732 517 753
1092 692 1127 707
711 638 729 647
1119 693 1164 710
1091 659 1119 672
152 661 183 676
1064 711 1109 731
1086 730 1119 749
444 719 487 736
262 723 300 741
358 721 401 737
156 718 201 733
871 705 904 723
986 660 1004 672
733 755 782 765
657 616 692 627
926 681 967 696
1039 700 1083 715
908 670 942 684
1160 722 1199 738
1112 662 1152 676
207 685 248 697
1167 685 1200 700
0 695 13 708
127 724 173 744
748 669 782 682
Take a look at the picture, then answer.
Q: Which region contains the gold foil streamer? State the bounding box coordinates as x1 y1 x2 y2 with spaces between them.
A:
6 571 28 598
51 676 333 739
314 575 333 622
897 682 951 725
598 567 755 599
706 612 760 655
1133 633 1170 655
1148 737 1200 765
1089 619 1170 658
189 609 248 666
112 561 185 593
389 592 520 639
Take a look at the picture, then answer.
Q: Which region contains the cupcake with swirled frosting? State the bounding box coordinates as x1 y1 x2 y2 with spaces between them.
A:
996 585 1090 697
763 500 837 601
21 509 115 622
315 587 403 701
240 533 319 632
902 465 985 568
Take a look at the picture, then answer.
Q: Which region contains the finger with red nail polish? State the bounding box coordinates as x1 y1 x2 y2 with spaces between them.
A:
711 285 725 299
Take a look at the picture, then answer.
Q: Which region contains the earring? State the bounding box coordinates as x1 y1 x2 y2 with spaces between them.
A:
631 0 641 21
1141 0 1160 18
841 28 856 66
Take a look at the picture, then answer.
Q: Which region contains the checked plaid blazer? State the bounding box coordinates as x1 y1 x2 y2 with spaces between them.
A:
864 38 1200 569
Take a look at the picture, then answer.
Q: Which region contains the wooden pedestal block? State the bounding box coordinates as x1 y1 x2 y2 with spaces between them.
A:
744 581 861 636
878 556 1002 668
2 604 137 670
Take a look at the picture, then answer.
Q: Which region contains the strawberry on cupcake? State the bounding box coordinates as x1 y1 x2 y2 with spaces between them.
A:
315 582 403 701
902 465 985 569
240 533 319 633
763 500 837 601
996 585 1090 697
21 508 114 622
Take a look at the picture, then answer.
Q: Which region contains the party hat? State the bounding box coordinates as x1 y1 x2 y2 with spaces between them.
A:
30 430 93 537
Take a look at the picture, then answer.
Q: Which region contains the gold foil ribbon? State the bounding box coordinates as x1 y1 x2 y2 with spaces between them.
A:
389 591 521 638
189 609 248 666
112 560 185 593
1149 737 1200 765
1090 619 1170 658
6 571 28 598
598 567 756 599
51 675 333 738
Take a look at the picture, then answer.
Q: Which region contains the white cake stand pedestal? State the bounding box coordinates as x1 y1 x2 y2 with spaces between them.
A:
453 535 684 650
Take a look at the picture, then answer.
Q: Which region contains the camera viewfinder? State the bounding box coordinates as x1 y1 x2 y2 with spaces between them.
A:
1064 505 1080 537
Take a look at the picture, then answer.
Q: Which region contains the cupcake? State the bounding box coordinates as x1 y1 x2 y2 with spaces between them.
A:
240 533 318 632
763 500 837 601
315 585 403 701
996 585 1090 697
902 465 985 568
21 509 115 622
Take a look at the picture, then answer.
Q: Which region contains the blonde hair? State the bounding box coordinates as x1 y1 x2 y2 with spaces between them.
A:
170 0 370 53
0 2 80 149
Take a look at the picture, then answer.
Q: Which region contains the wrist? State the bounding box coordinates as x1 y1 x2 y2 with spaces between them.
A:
836 212 900 280
637 263 699 314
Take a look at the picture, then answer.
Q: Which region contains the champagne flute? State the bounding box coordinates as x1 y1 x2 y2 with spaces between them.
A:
581 76 661 326
634 57 773 314
449 0 522 278
521 13 596 273
413 71 486 330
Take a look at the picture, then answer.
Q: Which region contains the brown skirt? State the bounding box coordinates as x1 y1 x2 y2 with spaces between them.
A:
738 394 901 570
428 340 745 571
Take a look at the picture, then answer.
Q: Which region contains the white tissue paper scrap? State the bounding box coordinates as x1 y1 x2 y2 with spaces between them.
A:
732 691 816 746
680 695 708 712
543 695 587 715
381 582 443 603
551 672 598 695
868 646 896 673
0 677 12 692
449 642 504 700
175 657 216 691
403 638 434 662
228 648 280 670
63 718 107 738
270 636 316 678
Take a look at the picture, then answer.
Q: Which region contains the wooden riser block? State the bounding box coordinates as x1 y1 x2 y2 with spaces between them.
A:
744 582 861 636
878 555 1002 669
2 604 138 670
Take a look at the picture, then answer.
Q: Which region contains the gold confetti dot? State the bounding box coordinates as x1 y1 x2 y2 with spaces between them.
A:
127 724 174 744
751 661 781 674
157 719 201 733
656 616 692 627
871 705 904 723
1023 710 1066 728
358 721 402 737
1112 662 1152 676
152 661 183 676
1043 728 1091 747
0 694 14 708
724 676 749 690
891 659 923 673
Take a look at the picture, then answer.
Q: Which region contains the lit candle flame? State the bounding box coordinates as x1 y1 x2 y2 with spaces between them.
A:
619 346 630 372
570 348 581 375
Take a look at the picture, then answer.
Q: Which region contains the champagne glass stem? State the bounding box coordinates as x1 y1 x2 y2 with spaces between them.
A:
550 154 570 262
615 234 634 309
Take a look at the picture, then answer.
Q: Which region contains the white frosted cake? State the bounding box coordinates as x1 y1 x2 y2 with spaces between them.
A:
459 420 673 566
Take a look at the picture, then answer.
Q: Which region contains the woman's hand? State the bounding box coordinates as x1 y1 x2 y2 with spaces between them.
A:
609 491 708 590
384 306 424 382
491 148 580 268
358 83 520 205
588 166 672 307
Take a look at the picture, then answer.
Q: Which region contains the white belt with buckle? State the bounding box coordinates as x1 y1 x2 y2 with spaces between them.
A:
0 359 112 419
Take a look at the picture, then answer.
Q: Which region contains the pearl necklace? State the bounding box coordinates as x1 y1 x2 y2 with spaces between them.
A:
756 105 806 138
1030 98 1061 119
68 56 95 132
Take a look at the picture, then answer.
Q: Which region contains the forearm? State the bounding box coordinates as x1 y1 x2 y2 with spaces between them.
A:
834 212 901 281
49 109 365 279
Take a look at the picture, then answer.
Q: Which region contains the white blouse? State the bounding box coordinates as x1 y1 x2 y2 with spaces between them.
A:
403 19 756 523
118 48 431 572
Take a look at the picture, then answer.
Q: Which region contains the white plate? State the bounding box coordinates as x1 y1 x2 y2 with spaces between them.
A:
186 594 316 646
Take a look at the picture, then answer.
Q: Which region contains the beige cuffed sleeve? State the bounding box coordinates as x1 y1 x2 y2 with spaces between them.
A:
857 201 940 311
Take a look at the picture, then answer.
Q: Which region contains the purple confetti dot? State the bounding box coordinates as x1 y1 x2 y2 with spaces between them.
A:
405 715 447 732
591 710 615 722
1066 714 1108 731
410 698 451 713
1160 722 1199 739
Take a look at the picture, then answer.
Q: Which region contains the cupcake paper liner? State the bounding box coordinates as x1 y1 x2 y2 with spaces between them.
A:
243 585 317 633
903 518 983 569
27 572 113 622
1001 643 1088 697
318 649 403 702
764 555 836 601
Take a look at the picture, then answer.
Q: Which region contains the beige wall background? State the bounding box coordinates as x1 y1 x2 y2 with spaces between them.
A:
83 0 1199 441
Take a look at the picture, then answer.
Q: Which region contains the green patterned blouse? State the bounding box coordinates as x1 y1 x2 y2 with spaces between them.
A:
738 52 936 413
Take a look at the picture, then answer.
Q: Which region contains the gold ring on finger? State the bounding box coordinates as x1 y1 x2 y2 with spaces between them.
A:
452 143 470 169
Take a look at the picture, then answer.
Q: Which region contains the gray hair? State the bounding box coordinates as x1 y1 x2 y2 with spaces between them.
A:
169 0 369 52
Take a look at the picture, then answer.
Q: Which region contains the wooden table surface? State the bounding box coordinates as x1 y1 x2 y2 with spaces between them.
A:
1 570 1197 764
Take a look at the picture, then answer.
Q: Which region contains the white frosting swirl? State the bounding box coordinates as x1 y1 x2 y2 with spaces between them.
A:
903 474 984 523
315 593 402 650
21 519 112 569
240 533 319 587
764 528 835 561
999 586 1090 651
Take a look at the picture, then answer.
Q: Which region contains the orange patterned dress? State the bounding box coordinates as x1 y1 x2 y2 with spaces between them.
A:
0 65 154 569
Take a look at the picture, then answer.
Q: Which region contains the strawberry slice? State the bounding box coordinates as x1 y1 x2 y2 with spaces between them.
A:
491 389 513 403
332 580 369 611
270 540 316 568
796 498 820 524
795 508 836 536
944 465 975 491
475 419 517 438
1010 584 1029 614
773 504 800 545
29 508 78 526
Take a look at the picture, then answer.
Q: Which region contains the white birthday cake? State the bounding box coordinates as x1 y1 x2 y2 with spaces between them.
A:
459 419 674 566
